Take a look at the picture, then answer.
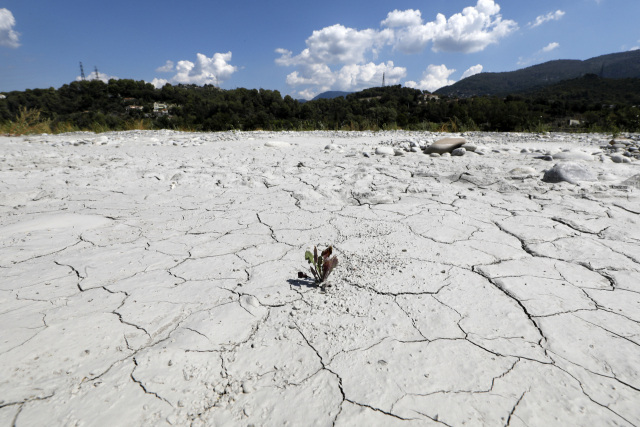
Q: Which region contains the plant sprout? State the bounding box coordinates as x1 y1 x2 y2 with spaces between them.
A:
298 246 338 286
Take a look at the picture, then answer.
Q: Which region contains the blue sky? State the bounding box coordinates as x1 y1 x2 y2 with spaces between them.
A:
1 0 638 99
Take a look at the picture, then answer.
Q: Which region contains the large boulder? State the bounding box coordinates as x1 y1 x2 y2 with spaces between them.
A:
542 162 598 185
424 137 466 154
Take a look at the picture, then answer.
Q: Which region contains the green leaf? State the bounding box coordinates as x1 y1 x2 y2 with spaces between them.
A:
305 250 314 264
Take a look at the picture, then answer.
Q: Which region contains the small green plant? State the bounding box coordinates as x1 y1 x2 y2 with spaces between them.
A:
298 246 339 287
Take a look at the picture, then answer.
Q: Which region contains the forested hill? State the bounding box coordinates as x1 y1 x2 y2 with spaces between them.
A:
518 74 640 106
435 50 640 97
311 91 353 100
1 80 639 134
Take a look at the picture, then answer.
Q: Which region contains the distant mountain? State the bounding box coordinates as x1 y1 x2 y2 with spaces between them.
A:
312 91 354 100
435 50 640 97
519 74 640 105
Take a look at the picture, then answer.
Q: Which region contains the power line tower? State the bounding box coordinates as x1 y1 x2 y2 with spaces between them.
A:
94 66 100 80
79 62 86 81
382 72 386 87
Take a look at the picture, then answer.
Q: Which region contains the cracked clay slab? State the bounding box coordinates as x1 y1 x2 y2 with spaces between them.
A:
2 130 640 427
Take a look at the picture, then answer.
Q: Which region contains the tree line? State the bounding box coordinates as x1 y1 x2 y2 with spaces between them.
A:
1 76 639 134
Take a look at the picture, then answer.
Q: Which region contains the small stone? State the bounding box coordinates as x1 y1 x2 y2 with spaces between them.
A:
610 154 626 163
451 148 466 156
429 153 441 157
441 152 451 158
393 148 405 156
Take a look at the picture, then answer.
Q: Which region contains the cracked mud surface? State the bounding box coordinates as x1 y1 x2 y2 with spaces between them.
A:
1 130 639 427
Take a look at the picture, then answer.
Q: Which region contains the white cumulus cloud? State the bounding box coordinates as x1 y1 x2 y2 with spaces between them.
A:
276 1 516 95
389 0 518 54
295 88 319 100
541 42 559 53
286 61 406 98
150 78 169 88
155 60 174 73
405 64 457 92
630 46 640 51
151 52 238 88
381 9 423 28
461 64 483 79
275 24 394 67
75 71 118 84
0 8 20 48
529 10 565 28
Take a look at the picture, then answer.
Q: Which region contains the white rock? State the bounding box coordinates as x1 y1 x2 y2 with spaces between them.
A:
552 150 594 161
375 147 395 155
265 141 289 148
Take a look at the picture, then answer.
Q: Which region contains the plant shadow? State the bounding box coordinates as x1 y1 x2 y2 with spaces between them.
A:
287 278 319 289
